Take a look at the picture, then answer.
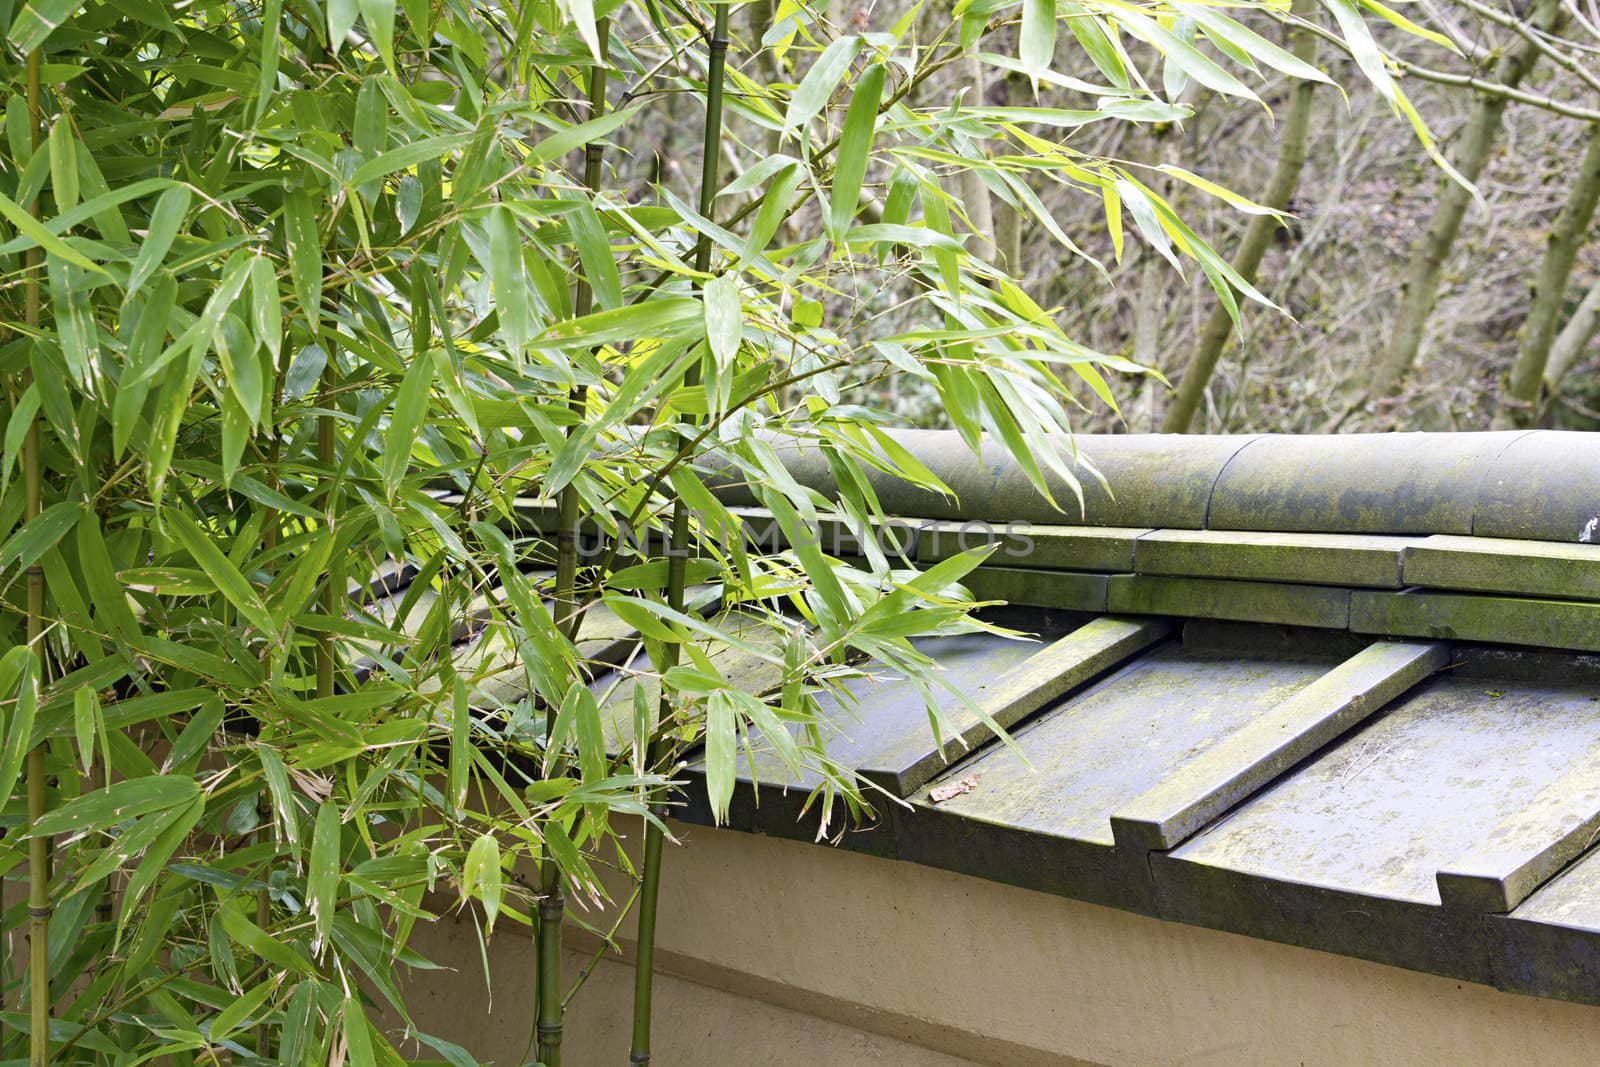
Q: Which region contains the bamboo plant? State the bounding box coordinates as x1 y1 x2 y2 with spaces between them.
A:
0 0 1443 1062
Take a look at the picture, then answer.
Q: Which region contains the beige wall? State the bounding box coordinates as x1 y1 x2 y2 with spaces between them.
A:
402 821 1600 1065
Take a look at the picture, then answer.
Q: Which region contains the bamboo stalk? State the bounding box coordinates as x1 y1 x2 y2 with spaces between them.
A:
1161 2 1318 433
538 22 612 1067
630 6 731 1062
22 47 50 1067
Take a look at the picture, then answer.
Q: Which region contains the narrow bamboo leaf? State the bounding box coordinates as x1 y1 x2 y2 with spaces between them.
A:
222 909 315 975
0 500 81 575
449 676 468 815
382 353 432 500
1020 0 1056 79
828 64 884 237
250 253 283 363
210 978 277 1042
47 116 78 212
165 512 279 641
283 190 322 336
786 36 860 136
348 132 473 187
566 196 621 311
73 685 95 776
164 696 225 772
125 186 190 298
703 273 742 374
328 0 358 53
1183 6 1331 83
257 744 301 861
356 0 397 70
8 0 85 51
255 0 283 120
342 997 378 1067
307 799 340 956
117 794 204 927
0 647 36 809
461 833 501 932
0 188 103 273
527 106 640 167
704 690 737 823
487 205 531 354
31 776 199 838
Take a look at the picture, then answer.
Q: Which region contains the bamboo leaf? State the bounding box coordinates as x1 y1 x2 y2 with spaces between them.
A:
828 64 884 237
0 499 81 576
461 833 502 932
165 512 279 641
8 0 85 51
307 799 341 956
1020 0 1056 80
382 351 432 500
488 205 531 354
31 776 199 838
785 36 861 135
0 647 37 810
0 188 103 273
328 0 358 53
125 185 190 298
704 690 737 823
356 0 397 71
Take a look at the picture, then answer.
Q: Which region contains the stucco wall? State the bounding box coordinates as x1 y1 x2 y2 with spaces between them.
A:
401 820 1600 1065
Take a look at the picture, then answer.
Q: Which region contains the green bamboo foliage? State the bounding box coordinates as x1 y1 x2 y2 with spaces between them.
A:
0 0 1443 1061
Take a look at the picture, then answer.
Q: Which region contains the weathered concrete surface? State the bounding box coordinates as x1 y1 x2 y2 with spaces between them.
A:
1111 639 1449 852
710 429 1258 528
1135 529 1411 587
1438 759 1600 914
1107 574 1351 628
1472 430 1600 543
1404 533 1600 600
1350 589 1600 651
918 520 1148 572
1495 843 1600 1004
897 633 1337 912
1196 432 1523 534
1155 670 1600 979
965 567 1109 610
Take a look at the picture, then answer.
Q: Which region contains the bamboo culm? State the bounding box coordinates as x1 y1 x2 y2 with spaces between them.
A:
630 5 732 1062
539 20 612 1067
23 46 50 1067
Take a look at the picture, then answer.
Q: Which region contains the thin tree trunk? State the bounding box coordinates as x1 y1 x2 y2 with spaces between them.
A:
959 52 997 265
539 21 611 1067
1162 2 1318 432
22 47 50 1067
1496 121 1600 427
630 6 730 1062
1542 281 1600 393
1366 0 1566 403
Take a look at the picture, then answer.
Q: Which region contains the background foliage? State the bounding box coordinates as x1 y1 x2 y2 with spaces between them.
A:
0 0 1437 1062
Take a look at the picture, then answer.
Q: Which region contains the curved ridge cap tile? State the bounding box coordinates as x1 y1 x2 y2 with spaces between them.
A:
1473 430 1600 544
727 429 1258 528
1206 432 1526 536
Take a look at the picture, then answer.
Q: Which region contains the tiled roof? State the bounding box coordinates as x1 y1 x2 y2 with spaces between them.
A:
683 431 1600 1006
436 430 1600 1006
